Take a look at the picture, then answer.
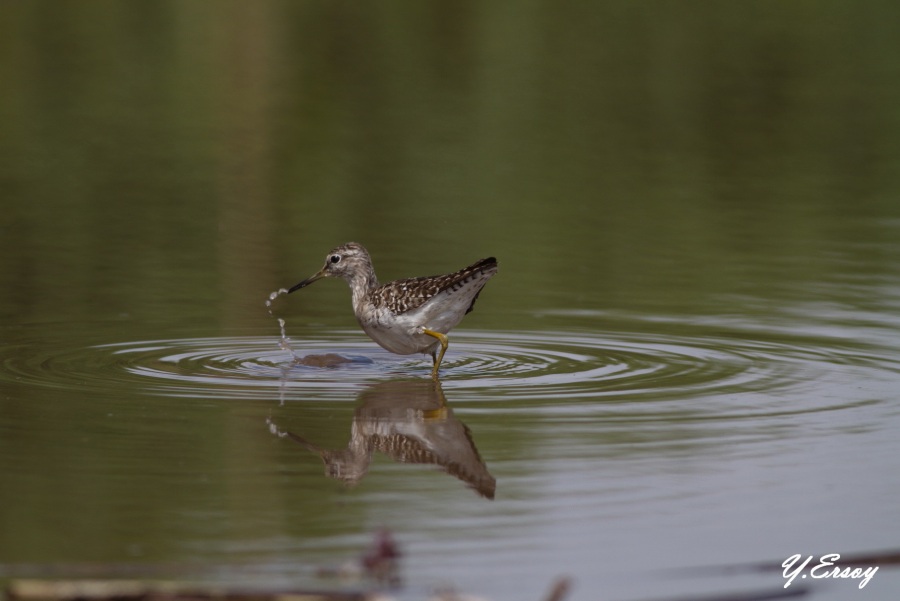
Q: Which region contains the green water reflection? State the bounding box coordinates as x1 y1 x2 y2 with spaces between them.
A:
3 2 899 327
2 2 900 600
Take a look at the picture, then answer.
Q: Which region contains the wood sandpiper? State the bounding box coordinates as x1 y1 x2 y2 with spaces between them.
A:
288 242 498 379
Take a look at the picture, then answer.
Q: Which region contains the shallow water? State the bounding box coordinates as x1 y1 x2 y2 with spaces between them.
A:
3 309 900 598
3 3 900 600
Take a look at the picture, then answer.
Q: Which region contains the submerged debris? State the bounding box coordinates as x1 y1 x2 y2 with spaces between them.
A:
361 529 402 586
293 353 356 368
5 534 574 601
315 529 402 588
6 579 385 601
6 574 571 601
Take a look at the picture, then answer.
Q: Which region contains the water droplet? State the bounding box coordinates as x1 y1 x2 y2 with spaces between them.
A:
266 417 287 438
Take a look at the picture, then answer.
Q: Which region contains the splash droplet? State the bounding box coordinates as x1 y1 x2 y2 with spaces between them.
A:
265 288 290 308
266 416 287 438
276 318 301 360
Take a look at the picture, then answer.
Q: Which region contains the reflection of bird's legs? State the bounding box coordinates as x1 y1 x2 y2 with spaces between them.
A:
423 378 449 420
423 328 449 379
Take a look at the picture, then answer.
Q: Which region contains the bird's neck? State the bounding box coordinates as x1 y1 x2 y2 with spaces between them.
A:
347 268 379 308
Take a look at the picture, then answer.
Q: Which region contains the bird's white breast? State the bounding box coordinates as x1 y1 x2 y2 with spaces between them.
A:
355 306 439 355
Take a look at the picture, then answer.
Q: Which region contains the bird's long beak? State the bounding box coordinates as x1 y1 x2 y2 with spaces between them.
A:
288 269 326 293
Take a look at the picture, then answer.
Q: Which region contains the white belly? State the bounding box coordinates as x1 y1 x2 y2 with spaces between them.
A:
356 310 441 355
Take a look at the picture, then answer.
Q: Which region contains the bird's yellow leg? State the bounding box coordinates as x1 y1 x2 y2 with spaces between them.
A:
422 328 449 379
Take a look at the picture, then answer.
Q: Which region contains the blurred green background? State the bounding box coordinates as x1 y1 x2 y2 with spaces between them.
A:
3 1 899 331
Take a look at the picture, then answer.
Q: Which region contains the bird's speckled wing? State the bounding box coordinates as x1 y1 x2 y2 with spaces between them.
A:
371 431 496 499
369 257 498 315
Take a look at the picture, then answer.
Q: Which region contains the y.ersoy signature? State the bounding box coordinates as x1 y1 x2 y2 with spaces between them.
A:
783 553 878 589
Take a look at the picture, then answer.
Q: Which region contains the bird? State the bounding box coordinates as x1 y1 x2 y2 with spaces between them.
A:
288 242 498 379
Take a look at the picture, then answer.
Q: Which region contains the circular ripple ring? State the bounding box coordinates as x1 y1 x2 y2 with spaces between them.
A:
4 330 895 415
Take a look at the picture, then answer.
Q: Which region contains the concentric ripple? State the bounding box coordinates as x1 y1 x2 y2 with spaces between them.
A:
3 325 897 410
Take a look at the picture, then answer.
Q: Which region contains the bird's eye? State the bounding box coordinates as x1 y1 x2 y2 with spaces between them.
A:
330 255 341 264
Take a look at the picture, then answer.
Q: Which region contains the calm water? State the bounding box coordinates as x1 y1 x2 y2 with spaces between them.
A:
2 3 900 600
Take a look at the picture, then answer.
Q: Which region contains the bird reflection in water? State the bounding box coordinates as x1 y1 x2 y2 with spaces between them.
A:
282 380 495 499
